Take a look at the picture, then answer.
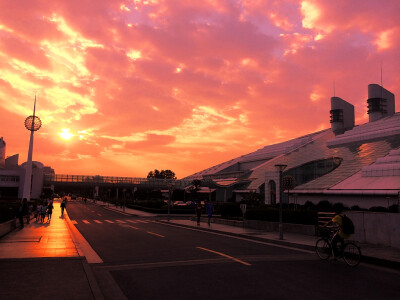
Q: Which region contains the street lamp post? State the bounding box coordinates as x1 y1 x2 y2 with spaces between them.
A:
22 96 42 201
275 164 287 240
167 183 174 222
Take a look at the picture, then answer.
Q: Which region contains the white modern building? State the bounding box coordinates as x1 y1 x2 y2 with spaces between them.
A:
184 84 400 209
0 137 54 200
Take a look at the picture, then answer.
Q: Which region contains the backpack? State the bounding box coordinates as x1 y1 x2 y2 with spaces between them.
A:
341 215 355 235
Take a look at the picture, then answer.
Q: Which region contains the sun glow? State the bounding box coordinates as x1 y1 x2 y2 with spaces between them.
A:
59 128 74 140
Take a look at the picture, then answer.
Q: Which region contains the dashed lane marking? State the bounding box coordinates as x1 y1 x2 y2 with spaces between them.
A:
196 247 251 266
94 220 102 224
147 231 165 238
105 220 114 223
127 220 137 223
82 220 90 224
136 220 149 223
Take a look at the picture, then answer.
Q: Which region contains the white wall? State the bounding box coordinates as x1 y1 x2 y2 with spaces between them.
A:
347 211 400 248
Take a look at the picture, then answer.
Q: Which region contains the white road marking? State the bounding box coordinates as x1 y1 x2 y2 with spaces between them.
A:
82 220 90 224
105 220 114 223
156 221 314 254
93 220 102 224
147 231 165 238
127 220 137 223
116 220 127 223
71 220 77 225
196 247 251 266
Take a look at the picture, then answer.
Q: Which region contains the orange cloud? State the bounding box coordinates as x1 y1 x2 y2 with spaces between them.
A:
1 0 400 178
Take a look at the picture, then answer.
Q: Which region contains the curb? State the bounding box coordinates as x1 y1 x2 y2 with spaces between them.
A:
157 220 400 270
63 209 103 263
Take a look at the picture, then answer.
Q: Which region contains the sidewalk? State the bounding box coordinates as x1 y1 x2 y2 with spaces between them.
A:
0 201 102 299
103 202 400 269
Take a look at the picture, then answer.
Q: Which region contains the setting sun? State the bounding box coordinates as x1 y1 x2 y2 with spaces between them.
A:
58 128 73 140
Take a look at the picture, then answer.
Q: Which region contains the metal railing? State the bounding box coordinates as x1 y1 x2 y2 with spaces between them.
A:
44 174 192 189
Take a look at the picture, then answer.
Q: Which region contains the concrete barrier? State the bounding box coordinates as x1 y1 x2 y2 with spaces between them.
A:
347 211 400 248
0 219 16 238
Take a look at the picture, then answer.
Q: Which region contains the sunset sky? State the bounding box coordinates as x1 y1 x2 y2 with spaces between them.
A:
0 0 399 179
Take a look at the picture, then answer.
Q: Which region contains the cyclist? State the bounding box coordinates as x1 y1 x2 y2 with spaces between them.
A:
323 207 351 259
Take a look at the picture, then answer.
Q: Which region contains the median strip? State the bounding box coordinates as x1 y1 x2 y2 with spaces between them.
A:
196 247 251 266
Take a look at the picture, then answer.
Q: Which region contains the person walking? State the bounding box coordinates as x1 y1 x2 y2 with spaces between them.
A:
35 203 42 222
60 199 66 216
27 202 33 224
195 201 202 226
47 201 54 222
40 202 47 223
18 198 28 229
206 201 214 226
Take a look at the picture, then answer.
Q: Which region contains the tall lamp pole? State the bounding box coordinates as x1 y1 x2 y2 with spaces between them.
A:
275 164 287 240
167 183 174 221
22 96 42 201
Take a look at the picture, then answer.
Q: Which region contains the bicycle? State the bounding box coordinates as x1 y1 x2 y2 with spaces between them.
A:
315 227 361 267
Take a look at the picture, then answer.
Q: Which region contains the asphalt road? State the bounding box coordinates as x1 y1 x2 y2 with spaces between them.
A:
67 200 400 300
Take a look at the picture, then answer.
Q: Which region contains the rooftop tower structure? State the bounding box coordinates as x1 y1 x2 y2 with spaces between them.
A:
330 97 355 135
367 84 395 122
0 137 5 169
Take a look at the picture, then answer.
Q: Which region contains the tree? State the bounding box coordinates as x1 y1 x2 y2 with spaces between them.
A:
242 191 263 207
147 169 177 179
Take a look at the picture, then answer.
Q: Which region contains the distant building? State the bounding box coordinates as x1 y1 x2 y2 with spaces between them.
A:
0 138 54 200
184 84 400 209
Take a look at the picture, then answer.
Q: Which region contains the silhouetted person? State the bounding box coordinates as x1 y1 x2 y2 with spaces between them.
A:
195 201 202 225
47 202 54 222
206 201 214 226
18 198 28 229
60 200 66 216
323 207 351 258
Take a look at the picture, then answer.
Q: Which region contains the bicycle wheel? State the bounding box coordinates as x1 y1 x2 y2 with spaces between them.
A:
315 238 331 260
343 242 361 267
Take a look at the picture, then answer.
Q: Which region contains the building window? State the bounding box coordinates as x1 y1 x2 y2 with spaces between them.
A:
0 176 19 182
268 180 276 205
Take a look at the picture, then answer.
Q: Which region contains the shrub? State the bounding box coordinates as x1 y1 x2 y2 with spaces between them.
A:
332 202 345 212
388 205 399 213
302 201 316 210
218 203 243 218
244 205 318 225
317 200 332 212
369 206 388 212
245 206 278 222
134 199 165 209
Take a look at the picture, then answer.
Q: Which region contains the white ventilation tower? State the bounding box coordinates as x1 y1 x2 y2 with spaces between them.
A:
330 97 355 135
0 137 5 169
367 84 395 122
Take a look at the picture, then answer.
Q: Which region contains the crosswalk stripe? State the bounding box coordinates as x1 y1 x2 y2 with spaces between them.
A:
71 220 77 224
116 220 127 223
126 220 137 224
136 220 149 223
105 220 114 223
94 220 102 224
82 220 90 224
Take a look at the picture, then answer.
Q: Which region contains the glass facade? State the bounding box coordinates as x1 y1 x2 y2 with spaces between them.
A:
284 157 342 187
